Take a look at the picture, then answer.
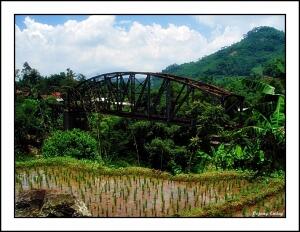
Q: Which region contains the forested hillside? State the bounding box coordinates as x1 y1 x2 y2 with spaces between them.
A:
15 25 286 218
162 27 285 79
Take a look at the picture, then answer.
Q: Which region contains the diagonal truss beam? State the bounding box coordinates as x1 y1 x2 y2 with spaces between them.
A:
66 72 244 126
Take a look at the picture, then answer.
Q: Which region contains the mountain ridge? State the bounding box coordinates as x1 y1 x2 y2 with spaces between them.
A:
162 26 285 79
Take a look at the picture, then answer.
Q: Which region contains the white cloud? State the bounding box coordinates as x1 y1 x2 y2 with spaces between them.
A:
193 15 285 57
15 15 284 77
194 16 216 28
194 15 285 34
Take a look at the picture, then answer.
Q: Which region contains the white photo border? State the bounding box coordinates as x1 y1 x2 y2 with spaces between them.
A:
1 1 299 231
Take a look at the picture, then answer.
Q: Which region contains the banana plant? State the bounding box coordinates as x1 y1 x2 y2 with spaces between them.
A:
269 95 285 128
242 79 275 95
241 79 284 126
224 79 285 148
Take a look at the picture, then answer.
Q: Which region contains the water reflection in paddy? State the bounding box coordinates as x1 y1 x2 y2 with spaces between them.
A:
16 166 251 217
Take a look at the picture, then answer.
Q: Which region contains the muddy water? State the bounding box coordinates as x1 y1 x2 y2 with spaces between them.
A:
16 166 250 217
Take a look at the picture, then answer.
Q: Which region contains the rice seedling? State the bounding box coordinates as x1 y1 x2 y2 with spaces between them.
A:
264 206 270 215
242 207 247 217
15 162 280 218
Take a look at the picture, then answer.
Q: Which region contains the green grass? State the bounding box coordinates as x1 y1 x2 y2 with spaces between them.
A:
177 177 284 217
17 157 284 217
16 157 254 182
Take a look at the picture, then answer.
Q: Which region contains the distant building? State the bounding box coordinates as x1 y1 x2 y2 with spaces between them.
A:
51 92 61 98
39 92 64 102
15 88 30 97
51 92 64 102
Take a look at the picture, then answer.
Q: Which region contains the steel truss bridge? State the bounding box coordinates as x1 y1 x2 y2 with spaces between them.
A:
63 72 244 130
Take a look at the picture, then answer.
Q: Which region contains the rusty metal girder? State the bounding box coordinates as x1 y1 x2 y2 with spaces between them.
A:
64 72 244 129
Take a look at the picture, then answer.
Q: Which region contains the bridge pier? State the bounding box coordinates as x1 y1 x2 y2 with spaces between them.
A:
63 110 89 130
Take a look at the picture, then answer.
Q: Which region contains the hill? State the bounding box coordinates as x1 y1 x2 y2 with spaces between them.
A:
162 27 285 79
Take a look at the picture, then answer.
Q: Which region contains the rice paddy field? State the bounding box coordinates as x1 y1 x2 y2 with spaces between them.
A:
15 158 285 217
233 192 285 217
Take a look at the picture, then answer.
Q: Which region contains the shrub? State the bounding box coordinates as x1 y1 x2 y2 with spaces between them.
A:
211 143 268 172
42 129 98 160
145 138 188 174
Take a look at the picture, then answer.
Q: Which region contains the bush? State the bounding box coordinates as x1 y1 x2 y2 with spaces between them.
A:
145 138 188 174
42 129 98 160
211 143 267 172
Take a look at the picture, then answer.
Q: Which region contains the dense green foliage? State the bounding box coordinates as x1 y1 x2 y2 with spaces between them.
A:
42 129 98 160
15 26 285 177
16 62 81 95
163 27 285 79
15 63 83 155
16 156 254 182
15 97 59 155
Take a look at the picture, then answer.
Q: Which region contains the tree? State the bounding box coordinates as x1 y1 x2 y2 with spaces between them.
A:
145 138 187 173
161 27 285 78
189 101 229 152
250 65 264 78
20 62 42 87
15 98 50 153
43 129 98 160
76 73 86 82
15 69 21 82
263 58 285 78
88 114 129 162
66 68 76 80
228 80 285 172
59 68 78 88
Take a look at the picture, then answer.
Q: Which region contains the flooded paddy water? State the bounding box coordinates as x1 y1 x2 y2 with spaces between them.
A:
15 166 282 217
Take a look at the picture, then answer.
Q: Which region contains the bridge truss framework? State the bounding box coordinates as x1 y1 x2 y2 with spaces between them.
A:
64 72 244 129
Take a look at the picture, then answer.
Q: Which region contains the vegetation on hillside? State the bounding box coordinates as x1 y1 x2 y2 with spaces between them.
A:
162 27 285 79
15 26 285 176
14 26 286 218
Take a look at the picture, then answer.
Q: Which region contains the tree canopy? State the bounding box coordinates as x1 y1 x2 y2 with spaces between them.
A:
162 27 285 79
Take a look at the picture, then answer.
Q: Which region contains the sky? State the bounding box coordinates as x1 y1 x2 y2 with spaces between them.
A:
15 15 285 77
